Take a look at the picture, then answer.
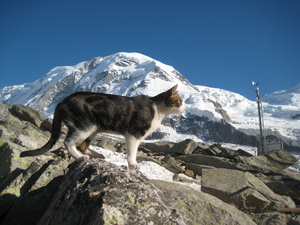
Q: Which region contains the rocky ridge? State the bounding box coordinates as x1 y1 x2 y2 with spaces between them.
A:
1 103 300 224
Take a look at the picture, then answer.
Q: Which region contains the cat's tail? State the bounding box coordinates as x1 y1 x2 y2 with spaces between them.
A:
20 107 62 157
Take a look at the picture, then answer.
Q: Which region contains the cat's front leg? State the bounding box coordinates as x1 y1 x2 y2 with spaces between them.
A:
125 133 141 169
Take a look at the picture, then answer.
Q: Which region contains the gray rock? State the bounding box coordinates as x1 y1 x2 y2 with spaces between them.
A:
258 168 300 205
140 141 175 153
93 135 124 152
2 176 64 225
0 103 11 124
140 139 198 155
175 154 236 169
0 106 69 220
151 180 256 225
0 140 69 197
41 118 53 132
38 160 186 225
12 104 44 128
161 154 185 173
236 150 298 174
201 169 295 213
169 139 198 154
185 163 216 176
247 212 300 225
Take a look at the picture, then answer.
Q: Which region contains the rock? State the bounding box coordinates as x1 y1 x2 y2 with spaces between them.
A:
94 135 123 152
247 212 300 225
151 180 256 225
38 160 186 225
0 141 28 180
236 150 298 174
140 141 175 153
0 103 11 124
140 139 197 155
194 143 252 160
41 118 53 132
184 169 194 178
169 139 197 154
192 143 211 154
201 169 295 213
12 104 44 128
0 121 65 180
0 141 69 197
161 154 185 173
258 168 300 205
201 143 236 158
185 163 216 176
234 149 254 157
171 174 201 185
175 154 236 169
0 141 69 223
0 106 70 221
2 176 64 225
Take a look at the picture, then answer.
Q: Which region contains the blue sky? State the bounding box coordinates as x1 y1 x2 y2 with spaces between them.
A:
1 0 299 101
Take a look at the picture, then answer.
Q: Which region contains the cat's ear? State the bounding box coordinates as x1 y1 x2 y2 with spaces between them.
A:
165 84 178 97
168 84 178 95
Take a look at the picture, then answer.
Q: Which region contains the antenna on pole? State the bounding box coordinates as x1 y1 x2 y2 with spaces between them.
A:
252 81 266 155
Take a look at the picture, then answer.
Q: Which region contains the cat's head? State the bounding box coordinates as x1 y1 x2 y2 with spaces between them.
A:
153 84 185 114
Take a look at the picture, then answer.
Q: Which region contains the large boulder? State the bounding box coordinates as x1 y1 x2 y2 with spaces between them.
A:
236 150 298 174
0 112 68 198
1 176 64 225
151 180 256 225
201 169 295 213
37 160 186 225
0 141 69 197
0 104 69 221
12 104 45 128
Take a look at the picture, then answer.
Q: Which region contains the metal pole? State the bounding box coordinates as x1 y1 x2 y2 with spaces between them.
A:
255 83 266 155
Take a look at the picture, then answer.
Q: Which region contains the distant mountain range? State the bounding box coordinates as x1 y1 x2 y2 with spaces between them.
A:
1 52 299 149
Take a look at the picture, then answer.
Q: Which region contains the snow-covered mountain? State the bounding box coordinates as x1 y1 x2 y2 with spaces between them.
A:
1 52 299 149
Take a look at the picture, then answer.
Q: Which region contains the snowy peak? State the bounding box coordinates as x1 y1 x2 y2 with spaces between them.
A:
0 52 196 117
263 83 300 107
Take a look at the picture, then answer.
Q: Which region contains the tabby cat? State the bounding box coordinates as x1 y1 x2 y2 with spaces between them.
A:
20 84 185 168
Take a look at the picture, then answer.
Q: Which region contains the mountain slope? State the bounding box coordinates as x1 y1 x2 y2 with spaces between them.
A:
1 52 299 149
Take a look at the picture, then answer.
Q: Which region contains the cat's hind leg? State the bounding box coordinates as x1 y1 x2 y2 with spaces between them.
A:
75 131 104 158
64 127 98 161
81 131 105 158
125 132 141 169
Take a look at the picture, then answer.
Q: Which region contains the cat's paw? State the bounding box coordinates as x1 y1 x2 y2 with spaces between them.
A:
128 162 140 170
77 155 90 162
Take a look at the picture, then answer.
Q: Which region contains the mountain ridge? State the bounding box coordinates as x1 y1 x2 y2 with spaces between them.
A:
1 52 299 149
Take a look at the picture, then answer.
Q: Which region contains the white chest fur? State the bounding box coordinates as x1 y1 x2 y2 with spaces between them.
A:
143 104 167 138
